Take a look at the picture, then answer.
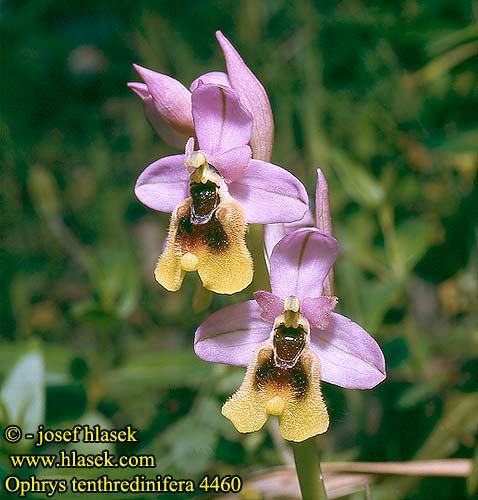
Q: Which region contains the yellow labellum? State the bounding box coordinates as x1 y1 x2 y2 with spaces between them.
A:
222 344 329 442
155 197 253 294
265 396 286 416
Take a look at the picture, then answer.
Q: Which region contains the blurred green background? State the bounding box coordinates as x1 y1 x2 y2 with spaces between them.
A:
1 0 477 499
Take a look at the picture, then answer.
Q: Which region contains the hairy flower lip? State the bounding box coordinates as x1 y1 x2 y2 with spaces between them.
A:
155 194 253 295
222 342 329 442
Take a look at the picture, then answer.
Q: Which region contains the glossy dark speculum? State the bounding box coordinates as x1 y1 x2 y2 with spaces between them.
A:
190 181 219 223
273 324 307 368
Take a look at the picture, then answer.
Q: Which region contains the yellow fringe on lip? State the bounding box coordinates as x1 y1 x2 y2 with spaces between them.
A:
222 344 329 442
154 197 253 294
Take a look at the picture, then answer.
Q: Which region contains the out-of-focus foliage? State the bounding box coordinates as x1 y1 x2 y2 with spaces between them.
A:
1 0 477 499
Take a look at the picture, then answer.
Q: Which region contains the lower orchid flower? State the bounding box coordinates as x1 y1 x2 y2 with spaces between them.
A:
135 83 308 294
194 228 386 441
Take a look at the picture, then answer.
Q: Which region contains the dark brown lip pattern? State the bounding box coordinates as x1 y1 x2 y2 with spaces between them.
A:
176 208 229 254
254 351 309 401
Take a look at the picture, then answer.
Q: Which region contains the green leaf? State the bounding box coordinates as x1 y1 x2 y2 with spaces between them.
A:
467 441 478 496
415 392 478 459
417 41 478 84
149 397 232 476
428 129 478 154
27 165 61 218
336 213 386 277
334 258 365 325
214 367 245 395
426 24 478 56
329 148 385 209
104 351 214 393
395 218 436 274
0 349 45 440
0 342 73 384
397 376 448 409
360 280 401 332
87 250 140 319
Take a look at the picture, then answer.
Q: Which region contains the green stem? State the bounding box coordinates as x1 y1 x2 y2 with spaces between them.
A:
292 438 328 500
192 279 213 313
248 224 270 292
378 205 403 280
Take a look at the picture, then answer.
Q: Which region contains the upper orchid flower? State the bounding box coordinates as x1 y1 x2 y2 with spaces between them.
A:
128 31 274 161
265 168 334 295
194 228 386 441
135 83 308 294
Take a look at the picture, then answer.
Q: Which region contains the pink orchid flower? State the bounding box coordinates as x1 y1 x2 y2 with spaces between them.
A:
194 228 386 441
128 31 274 162
135 83 308 294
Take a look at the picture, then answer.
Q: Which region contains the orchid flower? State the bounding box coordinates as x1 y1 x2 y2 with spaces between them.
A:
265 168 334 295
128 31 274 161
194 228 386 441
135 83 308 294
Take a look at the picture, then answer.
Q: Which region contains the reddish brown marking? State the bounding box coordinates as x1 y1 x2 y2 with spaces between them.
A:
176 208 229 253
254 352 309 400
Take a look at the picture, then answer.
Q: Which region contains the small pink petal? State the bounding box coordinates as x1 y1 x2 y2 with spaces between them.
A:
194 300 271 366
192 84 252 155
185 136 195 157
228 159 308 224
190 71 231 91
316 169 334 295
135 154 189 213
310 312 386 389
263 210 315 263
253 291 283 322
133 64 194 143
269 228 338 299
216 31 274 162
128 81 149 100
128 82 190 149
315 168 333 236
209 145 251 183
301 296 338 329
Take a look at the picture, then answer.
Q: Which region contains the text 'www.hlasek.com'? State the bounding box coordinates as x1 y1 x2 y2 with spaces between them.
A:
2 424 242 496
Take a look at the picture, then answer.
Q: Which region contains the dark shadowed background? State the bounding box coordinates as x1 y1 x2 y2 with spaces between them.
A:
1 1 477 498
